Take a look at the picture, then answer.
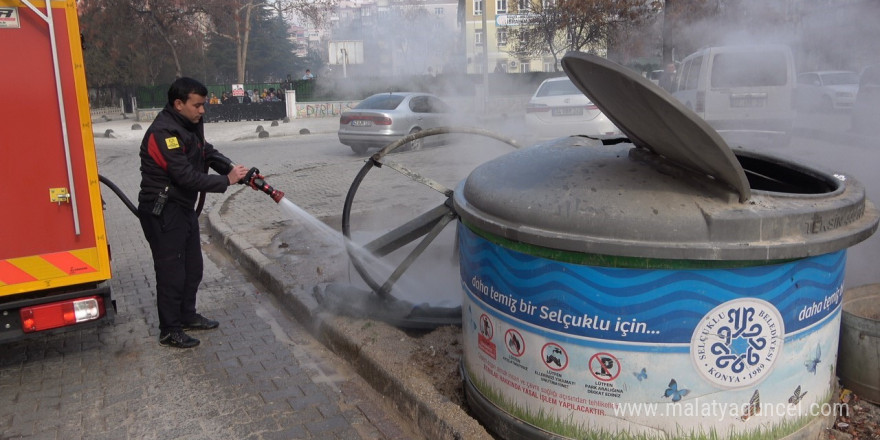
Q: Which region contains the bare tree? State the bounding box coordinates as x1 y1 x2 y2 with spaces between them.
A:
202 0 260 83
283 0 337 30
508 0 652 71
127 1 204 78
203 0 335 84
80 0 187 88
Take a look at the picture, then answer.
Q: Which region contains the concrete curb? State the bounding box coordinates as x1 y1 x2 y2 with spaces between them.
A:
205 194 492 440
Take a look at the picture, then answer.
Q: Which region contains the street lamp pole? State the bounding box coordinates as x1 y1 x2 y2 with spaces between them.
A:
482 0 489 114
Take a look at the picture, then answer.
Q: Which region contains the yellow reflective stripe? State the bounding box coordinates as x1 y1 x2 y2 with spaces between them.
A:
6 256 68 280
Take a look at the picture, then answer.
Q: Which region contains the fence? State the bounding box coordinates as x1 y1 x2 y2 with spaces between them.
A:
203 102 286 122
134 80 317 109
89 100 124 121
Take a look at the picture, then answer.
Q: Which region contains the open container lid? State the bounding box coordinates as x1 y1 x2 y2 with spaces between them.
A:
561 52 751 202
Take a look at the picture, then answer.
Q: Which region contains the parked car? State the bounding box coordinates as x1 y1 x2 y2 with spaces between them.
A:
670 44 796 147
524 76 620 140
796 71 859 111
338 92 451 154
852 64 880 135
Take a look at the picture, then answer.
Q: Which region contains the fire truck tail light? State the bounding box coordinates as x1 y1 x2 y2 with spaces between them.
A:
20 297 105 333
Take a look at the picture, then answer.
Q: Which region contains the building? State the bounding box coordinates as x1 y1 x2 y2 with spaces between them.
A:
463 0 611 74
329 0 461 76
464 0 536 74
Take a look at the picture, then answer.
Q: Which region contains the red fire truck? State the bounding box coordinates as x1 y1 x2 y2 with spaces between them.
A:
0 0 115 341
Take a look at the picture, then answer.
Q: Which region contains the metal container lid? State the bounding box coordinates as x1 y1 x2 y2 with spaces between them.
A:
564 52 751 202
455 53 878 261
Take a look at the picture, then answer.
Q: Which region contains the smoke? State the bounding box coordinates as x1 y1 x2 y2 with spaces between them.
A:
667 0 880 288
330 6 459 78
343 138 517 308
667 0 879 70
326 0 880 297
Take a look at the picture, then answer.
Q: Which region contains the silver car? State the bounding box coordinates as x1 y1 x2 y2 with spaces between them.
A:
338 92 451 154
524 76 620 141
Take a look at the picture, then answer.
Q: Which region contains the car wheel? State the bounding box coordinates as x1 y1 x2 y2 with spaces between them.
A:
408 128 424 151
350 145 368 155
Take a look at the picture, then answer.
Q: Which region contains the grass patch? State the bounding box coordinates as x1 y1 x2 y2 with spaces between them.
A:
464 364 827 440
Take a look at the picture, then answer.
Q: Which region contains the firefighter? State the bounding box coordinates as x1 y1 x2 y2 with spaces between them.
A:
137 77 249 348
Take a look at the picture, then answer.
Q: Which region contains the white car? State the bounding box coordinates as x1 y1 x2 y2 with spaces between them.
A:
797 71 859 111
670 44 797 147
524 77 620 140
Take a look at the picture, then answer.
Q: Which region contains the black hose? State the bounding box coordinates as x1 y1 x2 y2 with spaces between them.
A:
98 174 139 218
341 127 521 302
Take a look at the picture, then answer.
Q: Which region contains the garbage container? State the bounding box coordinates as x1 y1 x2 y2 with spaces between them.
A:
455 53 879 440
839 283 880 404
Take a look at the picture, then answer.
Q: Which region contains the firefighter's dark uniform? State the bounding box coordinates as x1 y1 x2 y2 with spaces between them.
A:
137 104 233 335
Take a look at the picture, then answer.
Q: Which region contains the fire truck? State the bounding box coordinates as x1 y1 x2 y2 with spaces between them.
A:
0 0 115 341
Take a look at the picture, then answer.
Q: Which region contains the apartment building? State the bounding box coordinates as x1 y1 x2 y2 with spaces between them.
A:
330 0 460 76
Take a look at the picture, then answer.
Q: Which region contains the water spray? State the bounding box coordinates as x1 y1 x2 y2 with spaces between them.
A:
317 126 522 329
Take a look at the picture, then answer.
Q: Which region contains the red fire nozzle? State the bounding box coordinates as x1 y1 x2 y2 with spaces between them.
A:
243 167 285 203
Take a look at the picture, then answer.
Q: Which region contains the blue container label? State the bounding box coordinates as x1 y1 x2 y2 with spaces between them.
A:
459 226 843 347
459 225 845 439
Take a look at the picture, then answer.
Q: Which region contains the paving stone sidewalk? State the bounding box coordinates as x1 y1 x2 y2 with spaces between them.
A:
0 129 421 440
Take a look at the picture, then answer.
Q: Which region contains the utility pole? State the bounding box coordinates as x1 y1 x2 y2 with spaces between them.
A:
481 0 489 114
341 48 348 78
661 0 675 64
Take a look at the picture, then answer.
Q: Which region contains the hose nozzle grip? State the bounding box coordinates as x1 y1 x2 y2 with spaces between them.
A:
243 167 284 203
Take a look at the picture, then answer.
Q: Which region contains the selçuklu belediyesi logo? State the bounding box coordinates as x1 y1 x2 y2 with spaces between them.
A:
691 298 785 389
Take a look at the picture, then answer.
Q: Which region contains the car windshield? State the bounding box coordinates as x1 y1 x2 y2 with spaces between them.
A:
710 51 788 88
355 94 406 110
822 72 859 85
536 79 581 97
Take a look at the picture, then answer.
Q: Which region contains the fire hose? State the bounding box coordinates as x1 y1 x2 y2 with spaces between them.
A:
342 126 521 301
317 126 521 329
98 166 284 219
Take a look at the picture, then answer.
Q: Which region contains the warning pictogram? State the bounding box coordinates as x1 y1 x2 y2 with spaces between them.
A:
505 329 525 357
589 352 621 382
479 313 494 339
478 314 497 359
541 342 568 371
